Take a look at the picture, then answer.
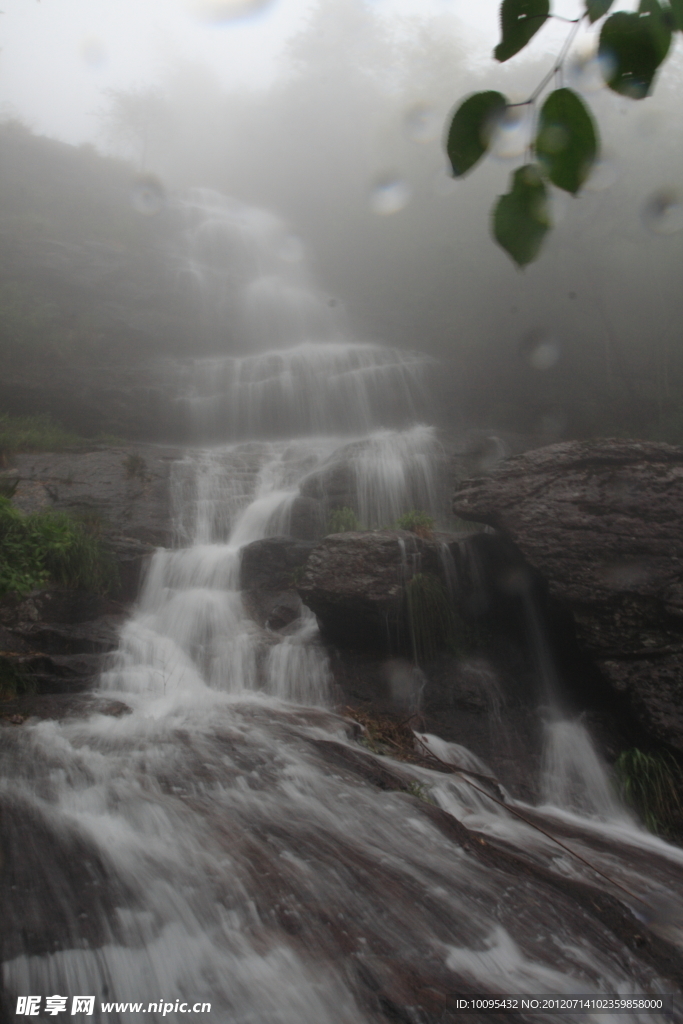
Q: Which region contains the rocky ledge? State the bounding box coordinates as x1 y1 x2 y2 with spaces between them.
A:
1 443 179 702
297 530 443 650
453 438 683 752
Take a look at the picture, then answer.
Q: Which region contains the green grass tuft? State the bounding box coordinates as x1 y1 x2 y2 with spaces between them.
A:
615 747 683 837
327 506 360 533
396 509 435 539
0 497 118 596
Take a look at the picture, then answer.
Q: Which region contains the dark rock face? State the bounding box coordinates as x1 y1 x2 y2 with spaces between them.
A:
240 536 314 593
0 588 125 695
239 536 315 631
299 458 356 513
0 693 130 725
331 649 544 801
297 530 442 651
1 444 178 699
297 431 459 529
453 439 683 751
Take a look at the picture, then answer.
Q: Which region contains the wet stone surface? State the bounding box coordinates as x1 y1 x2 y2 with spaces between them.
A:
453 439 683 752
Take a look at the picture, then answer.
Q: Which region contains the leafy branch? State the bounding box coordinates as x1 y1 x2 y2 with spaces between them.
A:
446 0 682 266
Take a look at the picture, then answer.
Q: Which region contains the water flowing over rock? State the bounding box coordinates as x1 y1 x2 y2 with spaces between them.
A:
453 438 683 752
174 342 435 442
298 424 451 529
4 198 683 1019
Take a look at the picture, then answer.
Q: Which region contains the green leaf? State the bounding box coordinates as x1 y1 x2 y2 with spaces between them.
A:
586 0 614 21
670 0 683 31
599 5 672 98
495 0 550 62
446 91 507 177
492 165 551 267
535 88 599 194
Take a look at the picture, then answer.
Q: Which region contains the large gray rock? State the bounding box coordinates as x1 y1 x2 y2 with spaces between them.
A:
240 537 315 592
453 439 683 751
239 536 315 631
0 587 125 695
297 530 442 650
0 444 179 696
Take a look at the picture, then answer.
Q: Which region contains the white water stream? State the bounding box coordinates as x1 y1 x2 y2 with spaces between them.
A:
3 193 683 1021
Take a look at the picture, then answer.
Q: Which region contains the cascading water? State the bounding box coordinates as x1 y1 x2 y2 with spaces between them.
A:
3 192 683 1021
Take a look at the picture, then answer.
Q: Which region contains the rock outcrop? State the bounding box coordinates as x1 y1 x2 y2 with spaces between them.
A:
8 444 179 548
295 528 555 798
1 444 178 700
239 536 314 630
0 587 125 697
453 438 683 752
0 692 130 726
297 530 443 650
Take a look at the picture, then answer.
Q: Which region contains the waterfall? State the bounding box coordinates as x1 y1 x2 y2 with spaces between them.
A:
3 193 683 1020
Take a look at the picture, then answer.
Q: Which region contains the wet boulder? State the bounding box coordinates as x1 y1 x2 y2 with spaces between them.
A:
299 457 356 513
240 536 315 592
0 587 126 695
453 438 683 751
239 536 315 630
0 692 130 726
296 530 441 650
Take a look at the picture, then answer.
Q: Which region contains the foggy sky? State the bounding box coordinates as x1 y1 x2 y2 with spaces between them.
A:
2 0 591 145
1 0 682 440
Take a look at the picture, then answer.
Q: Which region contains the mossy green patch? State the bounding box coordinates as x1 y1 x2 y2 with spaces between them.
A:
395 509 435 539
0 497 118 596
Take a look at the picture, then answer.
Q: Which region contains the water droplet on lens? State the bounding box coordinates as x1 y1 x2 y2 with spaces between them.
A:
585 156 617 192
567 46 605 94
519 329 561 370
642 189 683 235
370 177 411 216
279 233 304 263
432 168 458 197
188 0 274 23
596 49 617 87
131 175 165 216
404 103 440 144
490 105 533 160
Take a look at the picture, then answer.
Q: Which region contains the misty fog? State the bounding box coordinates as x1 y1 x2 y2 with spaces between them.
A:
1 0 682 442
